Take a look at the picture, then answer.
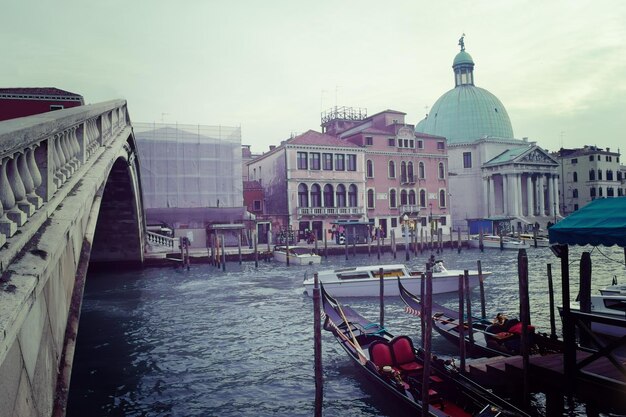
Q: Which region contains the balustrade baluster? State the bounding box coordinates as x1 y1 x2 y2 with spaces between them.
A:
9 154 34 217
70 126 81 167
51 134 65 186
23 147 43 208
0 156 23 232
60 131 73 176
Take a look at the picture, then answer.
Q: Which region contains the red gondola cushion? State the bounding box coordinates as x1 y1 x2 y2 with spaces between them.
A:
390 336 423 373
369 341 394 368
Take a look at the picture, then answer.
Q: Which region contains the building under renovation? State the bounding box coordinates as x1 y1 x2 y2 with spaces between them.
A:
134 122 247 247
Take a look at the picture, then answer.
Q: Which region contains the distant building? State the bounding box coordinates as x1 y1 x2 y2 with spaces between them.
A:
323 107 450 238
415 38 560 233
134 122 246 247
0 87 84 121
246 130 366 243
555 145 623 214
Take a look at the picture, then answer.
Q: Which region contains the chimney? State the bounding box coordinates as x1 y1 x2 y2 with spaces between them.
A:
269 145 276 151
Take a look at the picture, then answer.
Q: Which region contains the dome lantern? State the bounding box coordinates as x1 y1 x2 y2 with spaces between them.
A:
453 34 474 86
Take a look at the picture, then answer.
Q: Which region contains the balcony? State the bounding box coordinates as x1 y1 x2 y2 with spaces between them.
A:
297 206 365 217
400 204 421 215
400 175 416 184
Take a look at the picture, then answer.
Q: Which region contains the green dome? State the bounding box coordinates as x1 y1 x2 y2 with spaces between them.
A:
416 85 514 144
453 51 474 66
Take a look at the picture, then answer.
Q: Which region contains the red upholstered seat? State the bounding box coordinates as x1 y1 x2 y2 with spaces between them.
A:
369 340 394 369
389 336 423 374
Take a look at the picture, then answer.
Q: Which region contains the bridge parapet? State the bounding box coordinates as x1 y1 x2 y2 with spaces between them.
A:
0 100 129 267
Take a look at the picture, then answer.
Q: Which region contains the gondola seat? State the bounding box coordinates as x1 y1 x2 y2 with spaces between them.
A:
369 340 395 370
389 336 423 375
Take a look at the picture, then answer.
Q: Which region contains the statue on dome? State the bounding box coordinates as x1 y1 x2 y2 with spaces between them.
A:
458 33 465 51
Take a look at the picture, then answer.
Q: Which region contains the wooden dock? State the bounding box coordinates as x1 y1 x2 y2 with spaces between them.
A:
465 350 626 413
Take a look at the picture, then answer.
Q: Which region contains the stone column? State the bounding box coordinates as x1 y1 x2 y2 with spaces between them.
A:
548 174 556 218
502 174 508 215
538 174 545 216
526 174 533 216
512 173 521 216
483 177 490 217
489 176 496 217
554 175 561 216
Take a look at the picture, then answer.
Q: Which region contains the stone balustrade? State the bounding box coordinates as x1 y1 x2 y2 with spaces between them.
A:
297 206 365 217
146 231 179 249
0 100 129 267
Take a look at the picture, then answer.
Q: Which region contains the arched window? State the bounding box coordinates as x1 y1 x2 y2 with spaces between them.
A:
572 189 578 198
367 189 375 208
589 170 595 181
418 161 425 179
323 184 334 207
590 187 596 198
400 189 408 205
336 184 347 207
298 183 309 207
419 189 426 207
439 190 446 207
607 170 614 180
366 160 374 178
599 186 603 197
598 169 603 180
407 162 414 182
573 172 578 182
408 190 416 205
389 189 397 208
400 162 407 183
388 161 395 178
348 184 358 207
438 162 445 179
311 184 321 206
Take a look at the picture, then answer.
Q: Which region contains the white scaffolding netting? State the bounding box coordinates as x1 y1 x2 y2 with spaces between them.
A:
134 122 243 209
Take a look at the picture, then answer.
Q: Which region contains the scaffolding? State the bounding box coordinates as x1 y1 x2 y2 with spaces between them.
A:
134 122 242 209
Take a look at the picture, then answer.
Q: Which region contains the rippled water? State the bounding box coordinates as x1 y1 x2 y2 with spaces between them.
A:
66 245 625 416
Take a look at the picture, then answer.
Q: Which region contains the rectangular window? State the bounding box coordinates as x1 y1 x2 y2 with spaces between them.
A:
437 141 445 150
388 138 395 147
409 139 414 148
346 154 357 171
335 154 345 171
322 153 333 170
297 152 308 169
50 105 64 111
589 155 594 161
440 217 446 226
417 140 424 149
571 158 577 164
310 152 320 170
253 200 262 211
365 136 373 146
391 218 398 228
463 152 472 168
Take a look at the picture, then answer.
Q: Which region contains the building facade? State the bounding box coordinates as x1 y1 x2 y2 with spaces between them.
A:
247 130 366 243
323 108 450 239
415 38 560 233
555 146 624 214
0 87 84 121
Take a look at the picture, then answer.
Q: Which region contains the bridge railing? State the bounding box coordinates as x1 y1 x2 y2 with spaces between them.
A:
0 100 129 255
146 231 179 249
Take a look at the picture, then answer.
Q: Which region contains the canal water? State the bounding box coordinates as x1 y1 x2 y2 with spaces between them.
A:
66 246 625 416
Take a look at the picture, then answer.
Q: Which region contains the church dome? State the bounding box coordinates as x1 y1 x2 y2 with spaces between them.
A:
416 40 514 144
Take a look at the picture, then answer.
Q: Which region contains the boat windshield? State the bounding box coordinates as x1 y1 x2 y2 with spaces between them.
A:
291 247 312 255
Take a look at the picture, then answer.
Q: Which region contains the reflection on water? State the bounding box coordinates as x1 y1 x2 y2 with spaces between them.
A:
66 246 625 416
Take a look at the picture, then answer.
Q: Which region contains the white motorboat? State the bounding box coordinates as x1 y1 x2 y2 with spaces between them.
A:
303 260 491 297
563 294 626 338
273 246 321 265
517 233 550 247
599 283 626 296
467 235 529 250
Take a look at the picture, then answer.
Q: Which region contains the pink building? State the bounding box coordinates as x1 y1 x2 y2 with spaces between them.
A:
322 107 450 239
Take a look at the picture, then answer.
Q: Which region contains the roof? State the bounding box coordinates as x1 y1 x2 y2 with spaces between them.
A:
484 147 530 165
0 87 83 98
243 180 263 190
453 51 474 67
288 129 361 148
548 197 626 247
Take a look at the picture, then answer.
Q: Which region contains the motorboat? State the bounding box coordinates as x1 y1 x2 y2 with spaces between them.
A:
273 246 321 265
517 233 550 248
467 235 529 250
599 283 626 296
561 294 626 338
303 260 490 297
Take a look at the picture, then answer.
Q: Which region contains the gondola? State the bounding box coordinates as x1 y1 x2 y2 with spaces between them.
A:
321 284 529 416
398 278 562 358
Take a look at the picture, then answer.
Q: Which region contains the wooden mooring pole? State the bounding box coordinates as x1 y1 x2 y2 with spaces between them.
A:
391 229 396 259
313 273 323 417
238 233 242 265
323 230 328 258
457 228 461 253
221 235 226 271
377 232 381 260
517 249 530 408
421 264 433 417
464 270 474 347
254 232 259 268
379 267 385 329
478 260 486 319
458 273 466 372
547 263 557 338
579 251 592 348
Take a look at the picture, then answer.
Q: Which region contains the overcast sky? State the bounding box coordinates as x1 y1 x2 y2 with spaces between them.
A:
4 1 626 154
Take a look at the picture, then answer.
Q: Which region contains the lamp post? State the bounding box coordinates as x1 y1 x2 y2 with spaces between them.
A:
553 201 557 224
403 214 410 261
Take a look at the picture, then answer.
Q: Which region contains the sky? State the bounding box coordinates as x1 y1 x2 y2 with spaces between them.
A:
3 1 626 154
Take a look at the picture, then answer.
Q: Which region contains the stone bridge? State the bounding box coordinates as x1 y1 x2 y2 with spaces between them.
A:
0 100 145 417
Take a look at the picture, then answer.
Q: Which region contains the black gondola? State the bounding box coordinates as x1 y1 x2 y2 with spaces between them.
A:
397 278 562 357
321 284 529 416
